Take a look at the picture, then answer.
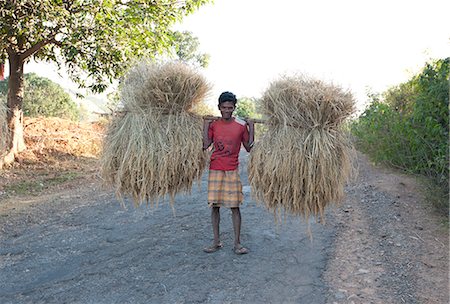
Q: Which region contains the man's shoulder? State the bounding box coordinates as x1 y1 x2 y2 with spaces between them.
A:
234 117 246 126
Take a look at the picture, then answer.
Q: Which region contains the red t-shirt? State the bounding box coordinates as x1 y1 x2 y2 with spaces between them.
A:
208 117 249 171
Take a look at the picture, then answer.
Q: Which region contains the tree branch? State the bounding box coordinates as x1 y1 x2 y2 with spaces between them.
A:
21 34 57 60
6 45 15 57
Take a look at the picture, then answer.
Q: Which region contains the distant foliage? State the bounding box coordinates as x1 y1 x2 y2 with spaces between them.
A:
235 97 258 119
106 90 121 112
235 97 267 137
351 58 449 214
192 101 216 116
172 31 210 68
0 73 80 121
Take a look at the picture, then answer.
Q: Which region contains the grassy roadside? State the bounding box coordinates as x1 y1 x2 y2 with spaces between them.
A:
3 171 79 196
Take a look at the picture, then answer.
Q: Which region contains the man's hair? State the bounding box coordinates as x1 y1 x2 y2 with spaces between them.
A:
218 91 237 105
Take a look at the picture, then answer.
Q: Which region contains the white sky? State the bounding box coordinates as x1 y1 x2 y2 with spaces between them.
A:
23 0 450 112
175 0 450 110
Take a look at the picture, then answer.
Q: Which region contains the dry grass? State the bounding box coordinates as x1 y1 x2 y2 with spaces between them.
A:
249 74 356 221
121 60 211 114
261 74 354 128
23 117 104 159
100 60 211 206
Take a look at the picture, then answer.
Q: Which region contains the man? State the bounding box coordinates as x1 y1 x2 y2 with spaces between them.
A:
202 91 254 255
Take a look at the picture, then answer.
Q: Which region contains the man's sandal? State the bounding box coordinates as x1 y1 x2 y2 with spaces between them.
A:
233 245 249 255
203 242 223 253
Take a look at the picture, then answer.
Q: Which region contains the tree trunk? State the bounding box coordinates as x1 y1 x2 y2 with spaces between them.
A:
0 63 4 80
1 53 26 168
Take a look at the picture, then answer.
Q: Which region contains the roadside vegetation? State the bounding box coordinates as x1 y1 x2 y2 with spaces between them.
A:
351 58 449 216
235 96 267 138
0 73 83 121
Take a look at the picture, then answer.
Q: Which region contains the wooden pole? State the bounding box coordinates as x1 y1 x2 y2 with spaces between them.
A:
202 115 266 124
110 112 267 124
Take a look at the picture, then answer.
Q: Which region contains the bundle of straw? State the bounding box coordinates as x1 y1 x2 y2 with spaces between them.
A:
248 74 356 221
100 61 211 206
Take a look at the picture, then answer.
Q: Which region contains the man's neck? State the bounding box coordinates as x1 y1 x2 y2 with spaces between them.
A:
221 116 234 122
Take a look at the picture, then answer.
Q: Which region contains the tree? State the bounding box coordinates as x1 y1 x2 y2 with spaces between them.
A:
0 73 80 120
0 0 210 167
172 31 210 68
235 97 258 119
0 62 4 80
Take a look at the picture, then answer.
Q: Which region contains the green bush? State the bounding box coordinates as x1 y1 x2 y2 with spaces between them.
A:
0 73 80 121
351 58 449 215
235 97 267 138
235 97 258 119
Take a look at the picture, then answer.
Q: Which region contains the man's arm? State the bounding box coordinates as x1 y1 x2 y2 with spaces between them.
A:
242 119 255 152
203 119 213 150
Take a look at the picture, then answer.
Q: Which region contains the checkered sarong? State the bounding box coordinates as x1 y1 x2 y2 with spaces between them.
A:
207 169 243 208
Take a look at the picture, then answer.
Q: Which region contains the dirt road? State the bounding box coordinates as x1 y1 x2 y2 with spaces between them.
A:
0 152 448 303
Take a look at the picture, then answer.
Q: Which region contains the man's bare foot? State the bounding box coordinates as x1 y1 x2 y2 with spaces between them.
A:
233 245 249 255
203 242 223 253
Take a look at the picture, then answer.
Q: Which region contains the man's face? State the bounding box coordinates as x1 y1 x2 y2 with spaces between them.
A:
218 101 235 119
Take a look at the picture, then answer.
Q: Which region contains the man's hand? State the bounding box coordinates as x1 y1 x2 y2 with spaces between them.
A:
245 118 255 129
203 115 215 120
203 116 214 150
203 115 218 126
243 118 255 152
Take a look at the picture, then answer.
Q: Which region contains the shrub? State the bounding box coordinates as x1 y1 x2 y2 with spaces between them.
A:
351 58 449 215
235 97 258 119
0 73 80 121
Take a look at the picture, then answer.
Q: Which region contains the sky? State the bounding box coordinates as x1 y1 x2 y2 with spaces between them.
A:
174 0 449 111
24 0 450 112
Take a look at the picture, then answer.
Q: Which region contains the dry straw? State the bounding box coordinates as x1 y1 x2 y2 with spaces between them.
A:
248 74 356 222
24 117 103 158
101 60 211 206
